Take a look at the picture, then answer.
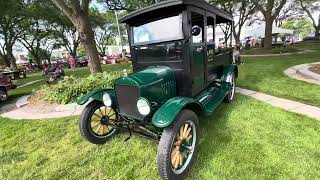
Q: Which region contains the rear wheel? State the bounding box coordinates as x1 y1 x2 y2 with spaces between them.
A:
79 101 119 144
157 110 199 180
0 89 8 101
224 72 236 103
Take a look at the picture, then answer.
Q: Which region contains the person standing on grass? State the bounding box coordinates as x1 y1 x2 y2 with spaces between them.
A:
69 56 76 70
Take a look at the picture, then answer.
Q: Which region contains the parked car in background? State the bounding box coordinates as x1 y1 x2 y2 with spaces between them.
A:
0 73 17 101
77 56 89 67
52 58 71 69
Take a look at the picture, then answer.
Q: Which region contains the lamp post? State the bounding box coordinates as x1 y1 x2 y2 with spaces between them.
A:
114 10 123 53
318 14 320 32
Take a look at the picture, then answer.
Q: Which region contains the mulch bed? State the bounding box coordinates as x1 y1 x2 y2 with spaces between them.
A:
309 64 320 75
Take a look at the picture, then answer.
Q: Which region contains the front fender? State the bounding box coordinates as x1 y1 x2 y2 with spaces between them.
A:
152 97 203 128
222 64 238 82
77 88 115 105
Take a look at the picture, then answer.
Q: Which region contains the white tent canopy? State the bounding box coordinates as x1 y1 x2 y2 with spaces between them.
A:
241 25 294 40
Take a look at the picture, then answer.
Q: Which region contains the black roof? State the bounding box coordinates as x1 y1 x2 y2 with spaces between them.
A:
120 0 233 24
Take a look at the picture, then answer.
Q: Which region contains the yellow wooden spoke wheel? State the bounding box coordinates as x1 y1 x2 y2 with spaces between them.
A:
80 101 119 144
171 122 194 171
90 106 116 136
157 110 199 179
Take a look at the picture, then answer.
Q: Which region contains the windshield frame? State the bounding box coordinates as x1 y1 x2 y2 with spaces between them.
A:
130 14 185 46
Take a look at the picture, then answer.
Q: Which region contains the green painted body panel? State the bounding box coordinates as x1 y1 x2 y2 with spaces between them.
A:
152 96 202 128
152 64 236 128
221 64 237 82
197 64 236 113
115 66 176 106
195 83 229 113
77 88 115 105
191 46 205 96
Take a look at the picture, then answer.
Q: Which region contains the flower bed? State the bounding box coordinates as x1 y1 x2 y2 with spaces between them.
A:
309 64 320 75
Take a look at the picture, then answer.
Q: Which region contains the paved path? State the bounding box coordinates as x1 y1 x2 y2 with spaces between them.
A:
0 102 85 120
284 62 320 85
241 50 315 57
17 79 44 88
236 87 320 120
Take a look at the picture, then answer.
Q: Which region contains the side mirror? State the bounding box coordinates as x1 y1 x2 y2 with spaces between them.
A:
191 26 201 36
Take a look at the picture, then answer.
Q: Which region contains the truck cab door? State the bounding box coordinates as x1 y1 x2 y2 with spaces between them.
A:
190 10 206 96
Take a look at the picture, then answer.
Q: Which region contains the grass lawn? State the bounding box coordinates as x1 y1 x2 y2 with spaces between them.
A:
241 46 300 55
1 95 320 179
238 44 320 107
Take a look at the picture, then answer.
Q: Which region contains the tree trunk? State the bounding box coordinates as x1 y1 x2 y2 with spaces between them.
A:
6 46 17 70
32 51 41 67
264 17 273 50
72 43 78 57
0 54 10 67
7 51 17 70
315 26 320 38
77 17 102 74
234 33 240 45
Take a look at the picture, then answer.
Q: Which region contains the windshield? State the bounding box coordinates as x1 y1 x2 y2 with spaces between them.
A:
133 14 183 45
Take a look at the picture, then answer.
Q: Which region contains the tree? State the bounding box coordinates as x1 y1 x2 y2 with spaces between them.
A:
298 0 320 38
101 0 161 11
0 0 26 69
274 3 305 27
209 0 256 45
251 0 288 49
282 19 315 38
94 11 118 56
52 15 81 57
15 0 62 66
50 0 102 74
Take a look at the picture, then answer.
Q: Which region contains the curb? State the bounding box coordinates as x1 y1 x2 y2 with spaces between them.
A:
241 50 315 57
284 62 320 85
236 87 320 120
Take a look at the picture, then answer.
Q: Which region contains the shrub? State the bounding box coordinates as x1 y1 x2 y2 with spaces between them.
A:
32 71 126 104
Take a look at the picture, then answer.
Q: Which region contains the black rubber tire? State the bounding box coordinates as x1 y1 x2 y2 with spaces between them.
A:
79 100 119 144
0 89 8 101
223 72 236 103
157 109 199 180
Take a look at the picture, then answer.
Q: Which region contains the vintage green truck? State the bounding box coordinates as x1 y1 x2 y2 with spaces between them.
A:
77 0 237 179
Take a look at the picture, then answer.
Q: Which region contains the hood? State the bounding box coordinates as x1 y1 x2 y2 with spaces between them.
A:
115 66 175 87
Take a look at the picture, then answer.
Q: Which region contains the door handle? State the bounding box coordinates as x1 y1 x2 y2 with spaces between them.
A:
196 47 203 52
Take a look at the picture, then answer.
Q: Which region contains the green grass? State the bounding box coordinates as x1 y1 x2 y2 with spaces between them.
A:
241 46 300 55
1 95 320 179
238 44 320 107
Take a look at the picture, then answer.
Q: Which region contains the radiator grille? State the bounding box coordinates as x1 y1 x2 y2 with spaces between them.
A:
115 85 141 119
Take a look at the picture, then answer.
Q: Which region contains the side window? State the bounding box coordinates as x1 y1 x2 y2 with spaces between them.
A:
207 16 215 63
191 12 204 43
215 21 232 52
206 17 214 43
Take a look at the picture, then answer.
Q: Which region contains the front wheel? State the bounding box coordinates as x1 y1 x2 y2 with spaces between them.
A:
157 110 199 180
79 101 119 144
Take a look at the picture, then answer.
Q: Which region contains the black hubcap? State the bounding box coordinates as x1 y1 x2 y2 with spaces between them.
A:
100 116 109 125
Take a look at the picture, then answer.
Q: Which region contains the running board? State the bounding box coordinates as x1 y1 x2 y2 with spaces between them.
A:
195 83 231 113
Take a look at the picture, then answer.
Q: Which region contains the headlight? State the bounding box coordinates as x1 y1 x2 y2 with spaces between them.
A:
137 98 151 116
102 93 112 107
